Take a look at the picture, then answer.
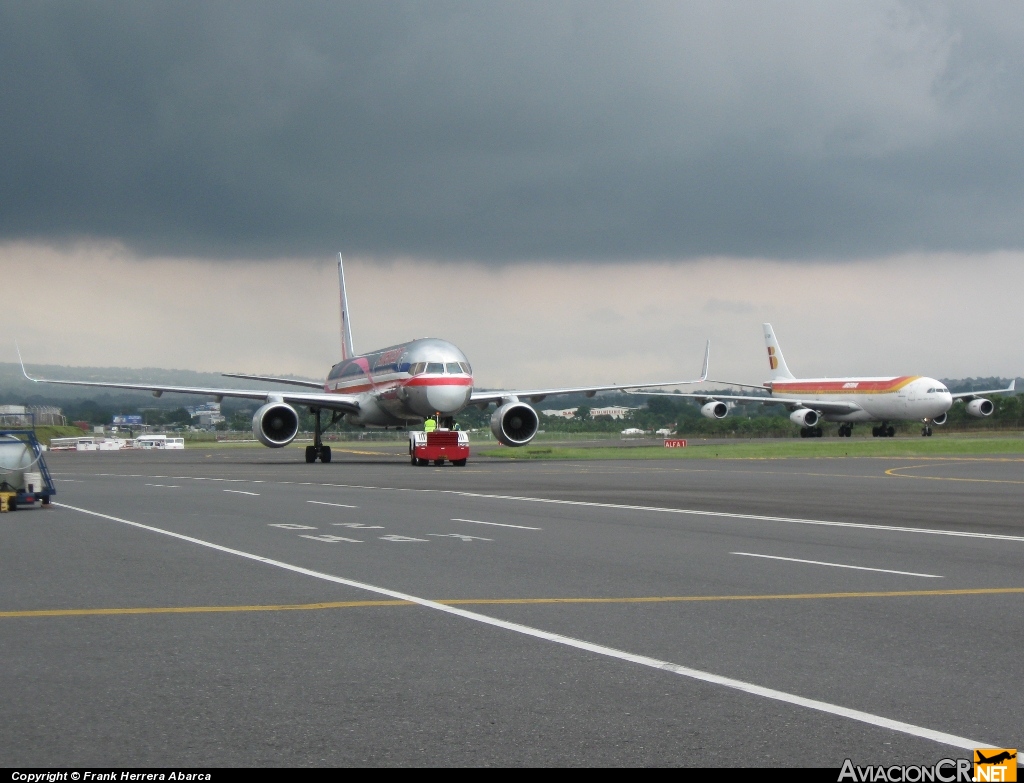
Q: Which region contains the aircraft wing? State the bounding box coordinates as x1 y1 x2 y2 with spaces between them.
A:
19 356 361 414
951 379 1016 400
630 389 863 416
221 372 324 389
469 341 710 405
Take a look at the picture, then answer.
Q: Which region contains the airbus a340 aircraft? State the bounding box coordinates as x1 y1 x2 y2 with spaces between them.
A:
637 324 1015 438
21 255 708 463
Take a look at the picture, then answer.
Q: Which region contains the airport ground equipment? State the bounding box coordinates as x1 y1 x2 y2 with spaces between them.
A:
0 430 56 511
409 429 469 466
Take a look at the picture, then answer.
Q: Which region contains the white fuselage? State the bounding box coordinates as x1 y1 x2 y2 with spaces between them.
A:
769 375 953 422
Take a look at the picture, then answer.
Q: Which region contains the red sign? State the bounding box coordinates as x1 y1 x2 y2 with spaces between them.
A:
664 438 687 448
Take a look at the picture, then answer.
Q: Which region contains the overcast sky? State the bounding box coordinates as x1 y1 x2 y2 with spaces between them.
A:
1 2 1022 384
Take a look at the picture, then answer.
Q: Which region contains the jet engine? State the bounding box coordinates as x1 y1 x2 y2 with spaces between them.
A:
931 412 947 426
965 398 994 418
700 401 728 420
490 402 540 446
252 402 300 447
789 408 819 428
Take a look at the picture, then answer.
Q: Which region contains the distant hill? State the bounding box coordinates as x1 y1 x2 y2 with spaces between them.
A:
0 362 320 410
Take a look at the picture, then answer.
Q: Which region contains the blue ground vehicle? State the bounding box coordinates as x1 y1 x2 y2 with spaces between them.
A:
0 430 56 512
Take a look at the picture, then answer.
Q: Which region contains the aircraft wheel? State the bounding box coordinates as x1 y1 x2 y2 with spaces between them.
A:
320 446 331 463
305 446 316 463
886 426 895 437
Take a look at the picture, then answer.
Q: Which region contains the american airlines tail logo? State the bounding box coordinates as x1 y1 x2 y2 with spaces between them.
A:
767 346 778 370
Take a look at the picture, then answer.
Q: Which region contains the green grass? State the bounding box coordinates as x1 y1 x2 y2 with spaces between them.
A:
28 426 91 447
478 436 1024 460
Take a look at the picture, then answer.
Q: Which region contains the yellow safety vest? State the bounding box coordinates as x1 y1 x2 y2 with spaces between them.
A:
424 419 437 432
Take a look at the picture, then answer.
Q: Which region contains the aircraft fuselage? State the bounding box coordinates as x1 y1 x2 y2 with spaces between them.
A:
770 376 953 422
323 337 473 426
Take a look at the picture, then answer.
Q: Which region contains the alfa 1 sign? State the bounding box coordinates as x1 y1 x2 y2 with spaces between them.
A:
664 438 687 448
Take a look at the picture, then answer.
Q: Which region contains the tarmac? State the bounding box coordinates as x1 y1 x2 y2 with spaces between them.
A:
2 441 1022 766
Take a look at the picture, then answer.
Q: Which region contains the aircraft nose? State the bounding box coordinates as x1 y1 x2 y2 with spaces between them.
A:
426 383 471 413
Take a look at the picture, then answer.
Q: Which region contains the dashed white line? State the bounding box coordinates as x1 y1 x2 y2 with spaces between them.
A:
223 489 260 496
731 552 943 579
144 483 179 488
451 517 542 530
307 500 359 509
299 534 362 543
53 500 998 754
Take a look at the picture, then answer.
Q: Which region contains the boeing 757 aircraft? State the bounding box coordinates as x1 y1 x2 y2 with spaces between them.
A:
636 324 1015 438
21 255 708 462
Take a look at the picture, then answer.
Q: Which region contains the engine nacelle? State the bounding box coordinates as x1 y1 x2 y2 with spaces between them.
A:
490 402 540 446
700 401 728 420
931 412 947 426
789 408 819 428
252 402 300 447
965 398 994 418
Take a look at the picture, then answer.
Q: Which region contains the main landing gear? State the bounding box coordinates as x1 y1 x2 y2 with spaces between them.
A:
799 427 824 438
305 409 342 463
837 424 854 437
871 423 896 437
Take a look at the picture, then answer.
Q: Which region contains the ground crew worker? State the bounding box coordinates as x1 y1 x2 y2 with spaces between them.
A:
423 417 437 432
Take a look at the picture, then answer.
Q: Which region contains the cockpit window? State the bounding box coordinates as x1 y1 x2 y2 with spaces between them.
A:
458 362 472 375
408 362 425 376
426 362 444 374
445 362 462 374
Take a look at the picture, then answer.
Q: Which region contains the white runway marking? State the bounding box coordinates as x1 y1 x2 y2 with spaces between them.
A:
451 517 542 530
54 500 998 754
332 523 384 529
223 489 260 496
429 533 492 542
307 500 359 509
144 483 179 488
731 552 943 579
452 493 1024 543
59 472 1024 543
270 523 317 530
379 535 428 542
300 534 362 543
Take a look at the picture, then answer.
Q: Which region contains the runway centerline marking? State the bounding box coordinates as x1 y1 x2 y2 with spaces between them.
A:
9 587 1024 618
731 552 943 579
144 483 179 488
52 500 999 753
451 517 542 530
223 489 260 496
307 500 359 508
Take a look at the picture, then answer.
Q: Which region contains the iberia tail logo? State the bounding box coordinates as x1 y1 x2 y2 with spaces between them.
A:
974 749 1017 782
767 346 778 371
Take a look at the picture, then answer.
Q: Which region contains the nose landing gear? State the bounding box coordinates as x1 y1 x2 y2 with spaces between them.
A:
921 425 933 437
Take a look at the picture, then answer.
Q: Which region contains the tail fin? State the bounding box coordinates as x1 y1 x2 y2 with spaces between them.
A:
763 323 795 380
338 253 355 361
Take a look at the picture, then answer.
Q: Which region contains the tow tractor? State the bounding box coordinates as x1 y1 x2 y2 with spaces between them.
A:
409 425 469 467
0 430 57 512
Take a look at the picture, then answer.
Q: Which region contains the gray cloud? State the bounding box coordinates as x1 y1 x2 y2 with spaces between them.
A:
2 1 1024 260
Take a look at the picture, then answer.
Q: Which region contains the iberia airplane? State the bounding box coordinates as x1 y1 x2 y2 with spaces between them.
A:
20 255 708 463
637 324 1015 438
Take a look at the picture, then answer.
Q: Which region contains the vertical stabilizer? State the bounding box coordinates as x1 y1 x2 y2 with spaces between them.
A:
762 323 795 380
338 253 355 361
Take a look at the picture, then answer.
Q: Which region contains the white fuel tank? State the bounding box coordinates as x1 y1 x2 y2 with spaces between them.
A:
0 437 35 490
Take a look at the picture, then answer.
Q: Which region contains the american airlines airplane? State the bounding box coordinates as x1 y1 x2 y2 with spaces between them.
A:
20 255 708 463
637 324 1015 438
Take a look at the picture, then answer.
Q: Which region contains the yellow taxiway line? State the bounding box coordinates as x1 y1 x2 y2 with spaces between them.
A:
3 586 1023 618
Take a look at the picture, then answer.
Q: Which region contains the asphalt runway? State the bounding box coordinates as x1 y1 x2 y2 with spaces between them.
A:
2 444 1022 766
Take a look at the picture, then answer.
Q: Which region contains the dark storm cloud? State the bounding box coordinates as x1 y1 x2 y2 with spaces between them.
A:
2 1 1023 260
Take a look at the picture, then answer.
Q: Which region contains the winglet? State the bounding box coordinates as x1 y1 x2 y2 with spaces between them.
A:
16 342 38 382
338 253 356 361
700 339 710 382
1011 379 1017 392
